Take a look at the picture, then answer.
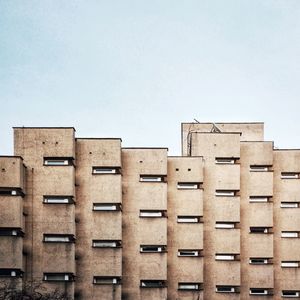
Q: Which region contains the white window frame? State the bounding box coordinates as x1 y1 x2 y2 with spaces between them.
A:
249 196 269 203
216 286 235 293
93 204 118 211
93 277 119 284
215 223 235 229
250 165 269 172
249 258 268 265
282 291 300 298
215 190 235 197
44 274 70 281
281 262 299 268
93 167 117 174
177 216 199 223
140 176 163 182
215 254 235 261
178 250 199 257
140 211 163 217
44 197 71 204
281 232 299 238
44 159 69 166
215 158 235 165
249 289 268 295
44 235 72 242
281 172 300 179
93 241 118 248
178 283 199 290
140 246 164 253
281 202 299 208
177 183 199 190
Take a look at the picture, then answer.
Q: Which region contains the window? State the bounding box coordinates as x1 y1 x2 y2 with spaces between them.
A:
249 196 271 203
281 172 300 179
281 202 299 208
43 234 75 243
140 175 165 182
93 203 121 211
140 245 167 253
93 276 121 285
0 228 23 237
177 182 201 190
140 280 166 288
215 190 236 197
139 210 166 218
92 167 121 174
249 258 269 265
43 196 74 204
43 273 74 282
282 290 300 298
249 288 269 295
215 254 236 261
0 269 23 277
92 240 121 248
178 250 201 257
44 157 73 166
215 222 235 229
177 216 201 223
0 187 23 196
250 165 270 172
215 157 236 164
250 227 270 234
281 261 299 268
178 283 202 290
216 286 236 293
281 231 299 238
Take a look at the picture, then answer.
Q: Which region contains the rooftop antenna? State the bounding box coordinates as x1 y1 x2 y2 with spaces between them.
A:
194 118 200 123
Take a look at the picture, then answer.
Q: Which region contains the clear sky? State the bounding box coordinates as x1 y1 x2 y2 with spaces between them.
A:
0 0 299 155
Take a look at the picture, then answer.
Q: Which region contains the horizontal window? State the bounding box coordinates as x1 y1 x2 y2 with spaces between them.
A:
281 261 299 268
93 203 122 211
93 276 121 285
92 167 121 174
0 228 24 237
282 290 300 298
249 258 270 265
281 231 299 238
281 202 299 208
215 222 236 229
215 190 237 197
43 195 74 204
0 187 24 197
249 288 270 295
178 282 202 290
139 210 166 218
92 240 121 248
281 172 300 179
43 234 75 243
44 157 73 166
140 245 167 253
43 273 74 282
250 165 270 172
0 269 23 277
177 216 202 223
215 157 237 164
140 175 166 182
216 286 237 293
178 250 202 257
215 254 237 261
250 227 271 234
249 196 271 203
177 182 201 190
140 280 166 288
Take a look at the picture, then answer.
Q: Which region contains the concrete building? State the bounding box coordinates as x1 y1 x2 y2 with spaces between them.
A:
0 122 299 300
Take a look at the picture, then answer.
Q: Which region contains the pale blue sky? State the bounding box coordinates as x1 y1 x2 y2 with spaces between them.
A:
1 1 300 155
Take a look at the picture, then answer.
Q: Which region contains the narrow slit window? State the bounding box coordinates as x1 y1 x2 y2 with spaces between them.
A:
140 175 165 182
281 202 299 208
139 210 165 218
281 172 300 179
0 269 23 277
250 165 270 172
249 196 270 203
282 290 300 298
43 273 74 282
92 240 121 248
215 222 235 229
92 167 120 174
43 196 74 204
44 157 73 166
43 234 75 243
140 280 166 288
215 157 236 164
178 283 201 290
177 216 201 223
177 182 200 190
0 188 24 197
215 190 236 197
93 276 121 285
249 288 269 295
281 231 299 238
0 228 23 237
250 227 270 234
216 286 236 293
178 250 201 257
140 245 166 253
281 261 299 268
249 258 269 265
215 254 236 261
93 203 121 211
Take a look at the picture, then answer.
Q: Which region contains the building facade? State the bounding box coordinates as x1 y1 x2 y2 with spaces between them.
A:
0 123 299 299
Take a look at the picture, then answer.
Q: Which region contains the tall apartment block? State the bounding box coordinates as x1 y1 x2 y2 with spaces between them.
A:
0 123 300 299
